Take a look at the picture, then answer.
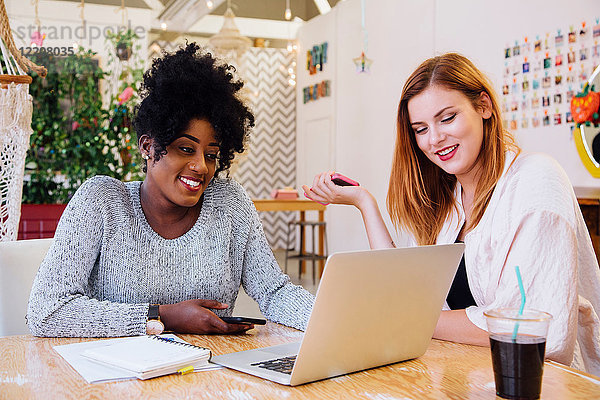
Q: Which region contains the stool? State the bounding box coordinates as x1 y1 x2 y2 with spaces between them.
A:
284 220 328 284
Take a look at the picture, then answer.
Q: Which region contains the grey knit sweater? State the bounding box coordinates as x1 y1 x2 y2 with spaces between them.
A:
27 176 315 337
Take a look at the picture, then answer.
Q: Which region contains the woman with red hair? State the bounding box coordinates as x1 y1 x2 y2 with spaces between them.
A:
305 53 600 375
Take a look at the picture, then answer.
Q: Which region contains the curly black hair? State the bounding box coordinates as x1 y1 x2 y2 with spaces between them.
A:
133 42 254 175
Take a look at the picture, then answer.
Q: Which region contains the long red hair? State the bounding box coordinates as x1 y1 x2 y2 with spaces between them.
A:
387 53 520 245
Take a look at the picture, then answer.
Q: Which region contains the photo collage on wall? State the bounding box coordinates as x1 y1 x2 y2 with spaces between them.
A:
502 20 600 131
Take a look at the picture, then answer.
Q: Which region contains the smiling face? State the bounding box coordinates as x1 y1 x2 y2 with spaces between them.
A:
408 85 492 185
141 118 219 209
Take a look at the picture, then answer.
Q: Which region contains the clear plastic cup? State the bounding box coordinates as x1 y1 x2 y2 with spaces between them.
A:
484 308 552 399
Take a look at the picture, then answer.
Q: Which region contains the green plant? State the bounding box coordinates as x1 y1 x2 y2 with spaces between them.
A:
23 47 143 204
106 28 139 49
60 49 126 186
24 51 69 203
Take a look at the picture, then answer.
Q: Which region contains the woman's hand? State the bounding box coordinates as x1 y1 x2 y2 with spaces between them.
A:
302 171 366 208
304 171 396 249
159 299 253 334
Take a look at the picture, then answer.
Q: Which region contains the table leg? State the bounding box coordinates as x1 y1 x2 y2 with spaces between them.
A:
319 210 324 277
300 211 305 274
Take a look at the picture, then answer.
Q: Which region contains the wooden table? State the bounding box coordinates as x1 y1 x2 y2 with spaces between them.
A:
2 323 600 399
574 187 600 261
253 199 327 275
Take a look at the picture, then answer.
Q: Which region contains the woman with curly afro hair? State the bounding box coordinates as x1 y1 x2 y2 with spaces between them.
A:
27 43 315 338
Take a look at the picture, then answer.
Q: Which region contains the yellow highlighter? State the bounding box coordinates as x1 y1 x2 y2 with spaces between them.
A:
177 365 194 375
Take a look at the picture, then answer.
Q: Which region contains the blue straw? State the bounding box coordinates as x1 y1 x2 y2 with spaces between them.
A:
512 266 526 341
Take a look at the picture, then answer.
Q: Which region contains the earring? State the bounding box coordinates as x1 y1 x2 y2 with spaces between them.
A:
142 153 149 160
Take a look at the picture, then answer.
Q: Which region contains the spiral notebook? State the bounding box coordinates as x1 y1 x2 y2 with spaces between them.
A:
81 335 211 380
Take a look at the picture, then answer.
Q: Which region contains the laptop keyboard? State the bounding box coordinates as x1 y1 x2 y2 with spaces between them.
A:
251 355 297 375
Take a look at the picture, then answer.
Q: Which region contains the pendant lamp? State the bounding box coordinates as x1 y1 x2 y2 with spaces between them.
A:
208 1 251 61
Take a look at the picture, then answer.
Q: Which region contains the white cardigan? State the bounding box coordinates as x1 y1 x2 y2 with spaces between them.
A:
437 151 600 375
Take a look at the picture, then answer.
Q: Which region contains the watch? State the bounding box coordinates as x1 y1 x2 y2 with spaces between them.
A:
146 304 165 335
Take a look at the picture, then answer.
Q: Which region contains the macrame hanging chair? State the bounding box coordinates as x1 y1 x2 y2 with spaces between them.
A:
0 0 46 241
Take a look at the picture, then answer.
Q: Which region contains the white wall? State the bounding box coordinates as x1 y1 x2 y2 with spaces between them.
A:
297 0 600 253
295 9 338 245
435 0 600 187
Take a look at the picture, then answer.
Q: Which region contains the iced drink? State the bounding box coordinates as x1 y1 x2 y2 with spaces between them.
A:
484 308 552 399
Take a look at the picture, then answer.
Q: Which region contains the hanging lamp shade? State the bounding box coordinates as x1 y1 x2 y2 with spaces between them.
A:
208 7 251 58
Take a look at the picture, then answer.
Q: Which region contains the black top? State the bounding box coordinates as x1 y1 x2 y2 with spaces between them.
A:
446 239 477 310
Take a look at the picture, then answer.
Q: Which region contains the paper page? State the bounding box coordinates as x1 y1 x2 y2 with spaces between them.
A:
81 336 208 372
53 336 140 383
53 334 221 384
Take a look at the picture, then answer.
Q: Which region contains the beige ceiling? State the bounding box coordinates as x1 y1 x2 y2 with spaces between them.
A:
196 0 340 22
58 0 342 21
56 0 342 47
58 0 152 9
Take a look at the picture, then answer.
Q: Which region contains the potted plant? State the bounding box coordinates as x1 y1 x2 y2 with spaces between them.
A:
106 29 139 61
105 28 145 176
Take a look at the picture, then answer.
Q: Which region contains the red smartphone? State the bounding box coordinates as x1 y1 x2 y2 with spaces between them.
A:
331 173 360 186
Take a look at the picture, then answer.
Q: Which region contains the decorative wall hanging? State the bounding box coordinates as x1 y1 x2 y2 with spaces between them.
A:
353 51 371 74
302 80 331 104
306 42 327 75
573 64 600 177
501 18 600 131
352 0 372 73
570 83 600 126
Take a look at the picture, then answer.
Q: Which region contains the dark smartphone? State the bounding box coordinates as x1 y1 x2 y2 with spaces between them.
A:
221 316 266 325
331 173 360 186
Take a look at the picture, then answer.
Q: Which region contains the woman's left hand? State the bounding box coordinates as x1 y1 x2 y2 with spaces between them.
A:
302 171 366 207
159 299 253 334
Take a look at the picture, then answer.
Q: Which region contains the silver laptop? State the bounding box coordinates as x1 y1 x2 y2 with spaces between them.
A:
212 243 464 386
